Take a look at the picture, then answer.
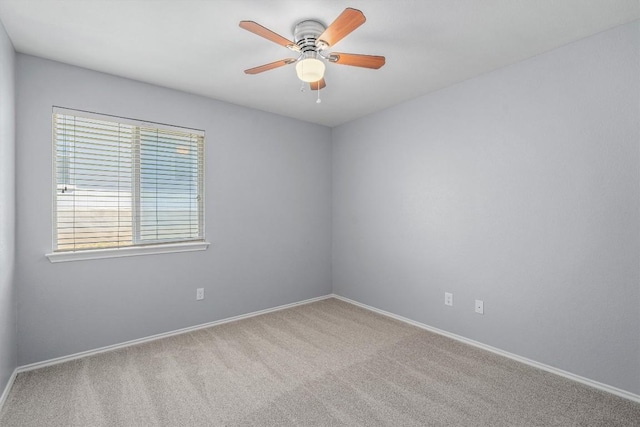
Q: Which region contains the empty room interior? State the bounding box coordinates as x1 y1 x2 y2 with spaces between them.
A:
0 0 639 425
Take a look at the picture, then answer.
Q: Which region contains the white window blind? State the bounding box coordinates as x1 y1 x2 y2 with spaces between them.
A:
53 108 205 253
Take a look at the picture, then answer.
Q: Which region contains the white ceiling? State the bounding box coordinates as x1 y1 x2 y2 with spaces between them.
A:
0 0 638 127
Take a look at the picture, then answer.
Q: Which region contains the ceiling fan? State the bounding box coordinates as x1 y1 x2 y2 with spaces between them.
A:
239 7 385 92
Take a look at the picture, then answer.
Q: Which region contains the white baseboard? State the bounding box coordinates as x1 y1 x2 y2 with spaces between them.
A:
0 368 18 413
331 293 640 404
17 294 333 374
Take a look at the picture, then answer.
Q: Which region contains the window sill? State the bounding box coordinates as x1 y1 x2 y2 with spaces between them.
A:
46 241 210 263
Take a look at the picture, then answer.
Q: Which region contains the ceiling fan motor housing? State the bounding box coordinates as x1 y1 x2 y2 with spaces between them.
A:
294 20 326 56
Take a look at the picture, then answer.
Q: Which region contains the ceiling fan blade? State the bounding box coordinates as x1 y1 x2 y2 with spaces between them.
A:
317 8 366 48
244 59 296 75
239 21 299 51
309 78 326 91
330 53 385 69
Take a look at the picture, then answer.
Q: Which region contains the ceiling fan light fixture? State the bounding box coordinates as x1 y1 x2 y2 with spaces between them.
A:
295 57 325 82
240 8 384 93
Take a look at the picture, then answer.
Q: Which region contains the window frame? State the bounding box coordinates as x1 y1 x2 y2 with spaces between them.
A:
46 107 209 263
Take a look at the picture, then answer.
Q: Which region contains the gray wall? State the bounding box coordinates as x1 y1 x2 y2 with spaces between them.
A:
332 22 640 394
15 55 332 365
0 19 16 394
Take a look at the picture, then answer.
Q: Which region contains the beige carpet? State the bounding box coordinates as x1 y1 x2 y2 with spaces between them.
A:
1 298 639 426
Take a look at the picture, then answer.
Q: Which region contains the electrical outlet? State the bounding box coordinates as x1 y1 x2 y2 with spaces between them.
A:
196 288 204 301
444 292 453 307
475 299 484 314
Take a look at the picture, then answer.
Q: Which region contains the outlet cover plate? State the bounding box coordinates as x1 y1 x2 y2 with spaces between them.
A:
475 299 484 314
445 292 453 306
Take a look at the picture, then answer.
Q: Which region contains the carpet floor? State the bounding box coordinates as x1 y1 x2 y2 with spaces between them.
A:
1 298 639 426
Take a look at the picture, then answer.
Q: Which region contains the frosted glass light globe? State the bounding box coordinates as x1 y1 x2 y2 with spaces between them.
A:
295 58 325 83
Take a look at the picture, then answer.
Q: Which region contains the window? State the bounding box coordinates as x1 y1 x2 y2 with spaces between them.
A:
47 107 208 262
